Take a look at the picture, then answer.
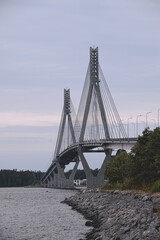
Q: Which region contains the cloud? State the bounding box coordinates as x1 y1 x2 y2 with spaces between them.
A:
0 112 60 127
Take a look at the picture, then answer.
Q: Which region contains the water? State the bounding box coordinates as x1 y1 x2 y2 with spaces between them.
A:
0 188 91 240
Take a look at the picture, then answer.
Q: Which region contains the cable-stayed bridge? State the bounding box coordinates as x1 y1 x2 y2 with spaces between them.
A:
41 47 137 189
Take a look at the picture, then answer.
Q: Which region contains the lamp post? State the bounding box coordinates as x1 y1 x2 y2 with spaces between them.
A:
136 114 142 137
151 119 156 129
158 109 160 127
131 123 135 138
127 117 132 139
146 112 151 128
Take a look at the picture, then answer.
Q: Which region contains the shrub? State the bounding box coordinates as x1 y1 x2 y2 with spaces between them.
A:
105 150 131 184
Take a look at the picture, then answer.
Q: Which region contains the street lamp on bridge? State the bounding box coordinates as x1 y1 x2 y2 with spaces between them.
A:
136 114 142 137
127 117 132 139
146 112 151 128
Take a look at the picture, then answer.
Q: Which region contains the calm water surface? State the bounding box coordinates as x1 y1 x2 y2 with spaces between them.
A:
0 188 91 240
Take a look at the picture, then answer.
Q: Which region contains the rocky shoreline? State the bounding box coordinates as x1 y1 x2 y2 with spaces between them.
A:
63 189 160 240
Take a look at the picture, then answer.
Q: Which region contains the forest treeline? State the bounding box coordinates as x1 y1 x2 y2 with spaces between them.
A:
0 169 44 187
0 168 98 187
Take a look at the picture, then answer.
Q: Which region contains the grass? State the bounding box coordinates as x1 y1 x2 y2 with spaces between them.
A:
151 179 160 193
102 179 160 194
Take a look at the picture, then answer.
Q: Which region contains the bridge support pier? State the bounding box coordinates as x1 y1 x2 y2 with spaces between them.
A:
52 172 58 187
55 158 79 188
78 147 112 189
49 175 53 188
42 180 47 188
45 180 48 188
47 179 50 188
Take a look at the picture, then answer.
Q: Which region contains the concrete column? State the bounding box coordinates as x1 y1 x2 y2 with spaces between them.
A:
47 179 50 188
78 147 94 188
55 159 79 189
69 158 79 182
41 180 47 188
44 180 48 188
49 175 53 188
96 149 112 186
53 172 58 187
78 146 112 188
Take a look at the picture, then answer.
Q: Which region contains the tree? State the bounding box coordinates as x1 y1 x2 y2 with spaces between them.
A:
105 127 160 186
105 150 131 184
130 127 160 184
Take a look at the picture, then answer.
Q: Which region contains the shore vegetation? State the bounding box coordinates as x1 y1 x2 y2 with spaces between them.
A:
104 127 160 193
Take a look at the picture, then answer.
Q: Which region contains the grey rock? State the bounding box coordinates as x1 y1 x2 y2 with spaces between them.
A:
140 217 147 224
114 190 120 194
63 189 160 240
142 195 150 201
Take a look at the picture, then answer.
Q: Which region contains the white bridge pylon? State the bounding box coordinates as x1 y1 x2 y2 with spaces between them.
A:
41 47 137 189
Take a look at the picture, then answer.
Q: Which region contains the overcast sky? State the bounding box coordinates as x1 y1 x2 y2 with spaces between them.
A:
0 0 160 171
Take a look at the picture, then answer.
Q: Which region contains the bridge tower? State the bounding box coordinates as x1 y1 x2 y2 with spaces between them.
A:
49 89 79 189
78 47 112 188
54 89 76 156
79 47 110 141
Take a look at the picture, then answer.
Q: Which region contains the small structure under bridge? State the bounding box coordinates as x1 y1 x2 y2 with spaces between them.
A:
41 47 137 189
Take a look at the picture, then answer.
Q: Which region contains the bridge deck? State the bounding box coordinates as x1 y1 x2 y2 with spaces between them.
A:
41 138 137 182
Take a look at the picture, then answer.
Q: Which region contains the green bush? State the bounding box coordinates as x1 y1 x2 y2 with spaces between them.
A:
105 150 131 184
